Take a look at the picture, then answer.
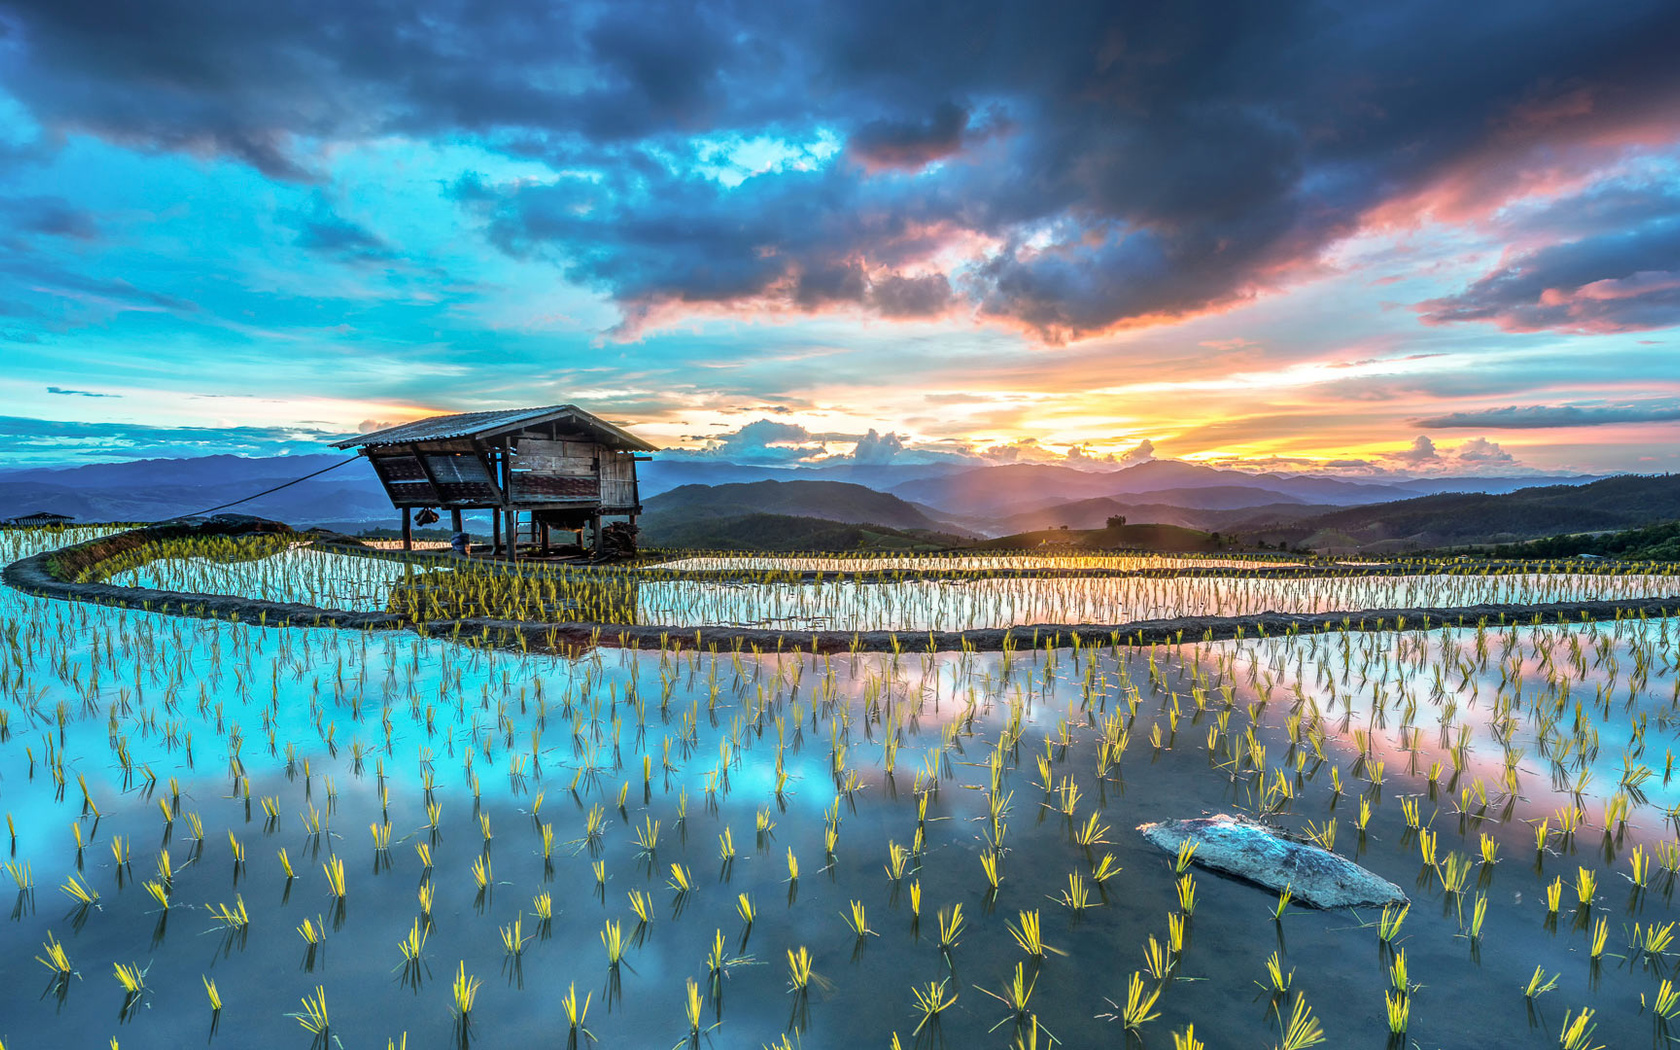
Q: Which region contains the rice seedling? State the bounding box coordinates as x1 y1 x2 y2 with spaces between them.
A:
786 946 815 993
1260 950 1292 994
60 872 99 907
472 855 492 891
910 979 957 1035
628 889 654 926
500 914 529 956
206 895 249 929
1574 867 1596 907
1385 991 1409 1034
203 975 222 1012
1098 972 1161 1032
1177 874 1198 915
1629 844 1652 889
1545 877 1564 914
1271 883 1293 920
1558 1007 1604 1050
113 962 145 996
938 904 966 954
668 863 693 894
397 917 428 965
1644 979 1680 1020
736 892 755 928
1635 920 1676 957
601 919 626 968
1007 909 1065 959
1589 916 1608 959
980 848 1002 891
1275 994 1327 1050
843 900 876 939
323 855 347 899
978 962 1040 1035
36 931 73 980
1377 902 1408 944
1059 872 1093 913
296 985 330 1036
1524 966 1559 998
451 962 482 1021
561 982 594 1044
1439 852 1472 894
1174 840 1198 873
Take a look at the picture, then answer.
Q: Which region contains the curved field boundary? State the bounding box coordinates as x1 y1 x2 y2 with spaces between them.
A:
329 542 1658 584
8 523 1680 653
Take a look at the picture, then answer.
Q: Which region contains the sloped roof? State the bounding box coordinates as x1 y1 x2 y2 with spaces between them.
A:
333 405 658 452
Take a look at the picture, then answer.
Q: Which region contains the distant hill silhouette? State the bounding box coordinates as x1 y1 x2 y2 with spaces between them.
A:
641 513 964 552
641 479 964 534
1237 475 1680 553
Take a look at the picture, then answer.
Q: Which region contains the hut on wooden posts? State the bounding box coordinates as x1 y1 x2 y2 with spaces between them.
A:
333 405 657 555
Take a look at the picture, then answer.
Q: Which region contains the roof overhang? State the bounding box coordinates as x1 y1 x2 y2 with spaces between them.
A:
332 404 658 453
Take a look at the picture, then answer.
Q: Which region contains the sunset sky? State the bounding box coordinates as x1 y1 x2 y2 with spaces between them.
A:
1 0 1677 473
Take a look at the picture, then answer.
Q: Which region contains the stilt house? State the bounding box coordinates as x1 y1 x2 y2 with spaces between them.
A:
334 405 657 553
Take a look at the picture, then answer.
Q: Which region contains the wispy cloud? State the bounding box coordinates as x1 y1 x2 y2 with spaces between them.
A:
46 386 120 398
1414 402 1680 429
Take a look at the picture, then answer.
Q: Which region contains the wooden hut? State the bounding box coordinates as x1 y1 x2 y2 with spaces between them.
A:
333 405 657 555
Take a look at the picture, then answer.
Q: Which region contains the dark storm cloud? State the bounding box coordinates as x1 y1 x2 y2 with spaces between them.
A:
848 102 971 170
1415 403 1680 429
5 0 1680 339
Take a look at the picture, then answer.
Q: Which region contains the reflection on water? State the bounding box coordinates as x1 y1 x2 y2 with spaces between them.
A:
107 542 1680 632
656 553 1300 572
0 526 1674 1048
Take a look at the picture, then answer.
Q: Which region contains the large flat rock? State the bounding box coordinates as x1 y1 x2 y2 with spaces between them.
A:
1139 814 1408 910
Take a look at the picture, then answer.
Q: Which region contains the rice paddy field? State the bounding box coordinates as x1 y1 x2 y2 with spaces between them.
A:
100 535 1680 632
6 525 1680 1048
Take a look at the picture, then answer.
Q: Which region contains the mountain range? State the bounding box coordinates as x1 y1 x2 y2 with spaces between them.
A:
0 451 1636 553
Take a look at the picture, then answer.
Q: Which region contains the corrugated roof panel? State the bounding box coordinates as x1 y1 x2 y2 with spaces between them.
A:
333 405 658 451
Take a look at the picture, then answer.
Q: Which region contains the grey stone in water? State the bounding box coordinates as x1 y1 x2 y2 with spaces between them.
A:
1138 814 1407 910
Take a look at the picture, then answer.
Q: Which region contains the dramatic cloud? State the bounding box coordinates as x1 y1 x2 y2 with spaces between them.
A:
1419 192 1680 332
850 429 906 464
1416 402 1680 429
1382 435 1521 473
6 0 1679 341
1390 435 1439 466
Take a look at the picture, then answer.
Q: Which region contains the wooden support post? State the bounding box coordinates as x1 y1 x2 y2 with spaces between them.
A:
505 510 518 560
539 521 551 554
491 510 502 554
451 509 463 533
589 515 602 554
401 507 412 551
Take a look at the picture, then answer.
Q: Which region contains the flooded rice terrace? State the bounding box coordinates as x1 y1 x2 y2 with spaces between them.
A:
106 540 1680 631
6 526 1680 1048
